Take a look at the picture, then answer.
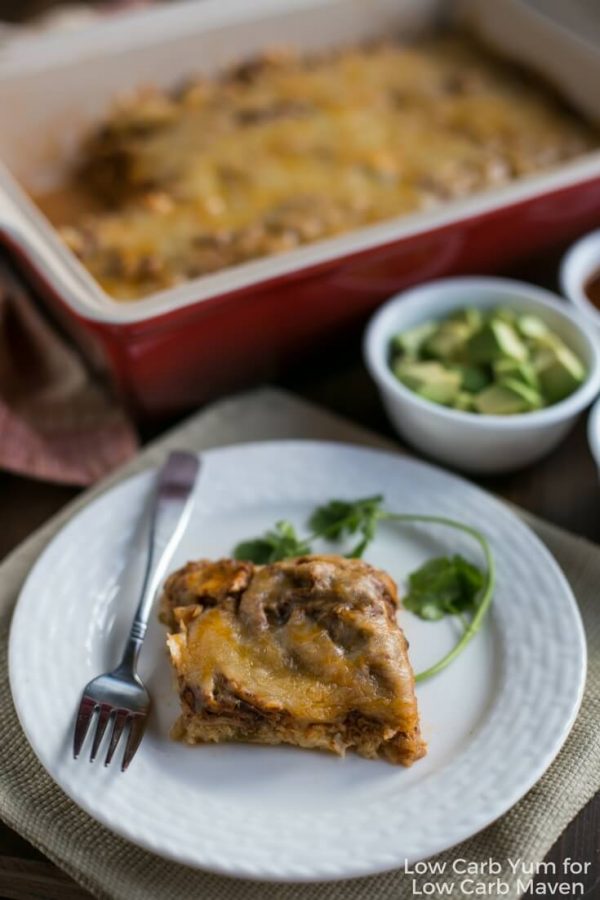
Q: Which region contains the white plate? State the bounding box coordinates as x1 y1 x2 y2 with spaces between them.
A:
9 441 586 882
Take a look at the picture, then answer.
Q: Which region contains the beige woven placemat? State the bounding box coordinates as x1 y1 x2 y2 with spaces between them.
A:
1 387 599 900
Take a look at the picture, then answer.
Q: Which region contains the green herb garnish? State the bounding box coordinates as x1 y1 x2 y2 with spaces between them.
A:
308 495 383 558
233 498 495 683
234 521 311 564
403 555 484 621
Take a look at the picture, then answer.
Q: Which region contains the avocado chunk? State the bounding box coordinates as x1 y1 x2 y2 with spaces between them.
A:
454 391 477 412
393 360 461 405
467 319 528 364
535 345 586 402
457 365 491 393
423 320 471 361
448 307 483 331
391 321 436 357
474 379 542 415
493 358 539 390
493 306 518 326
516 314 548 341
530 332 565 356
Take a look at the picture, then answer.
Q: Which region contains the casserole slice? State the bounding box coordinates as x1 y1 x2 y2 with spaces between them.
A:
162 555 426 765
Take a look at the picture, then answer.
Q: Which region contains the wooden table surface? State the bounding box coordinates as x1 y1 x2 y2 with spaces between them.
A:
1 258 600 898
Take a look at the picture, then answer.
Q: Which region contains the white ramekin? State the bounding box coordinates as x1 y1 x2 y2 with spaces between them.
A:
560 228 600 332
587 396 600 474
364 276 600 474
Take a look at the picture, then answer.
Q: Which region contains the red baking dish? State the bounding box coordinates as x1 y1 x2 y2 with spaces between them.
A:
1 0 600 418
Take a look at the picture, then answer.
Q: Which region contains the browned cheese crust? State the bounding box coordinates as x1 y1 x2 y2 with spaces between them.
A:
162 555 426 765
40 34 598 299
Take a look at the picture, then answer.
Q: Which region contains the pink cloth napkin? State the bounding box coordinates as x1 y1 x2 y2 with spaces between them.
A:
0 259 138 485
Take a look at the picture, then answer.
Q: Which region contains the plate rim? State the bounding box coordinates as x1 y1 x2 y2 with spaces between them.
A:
8 439 587 882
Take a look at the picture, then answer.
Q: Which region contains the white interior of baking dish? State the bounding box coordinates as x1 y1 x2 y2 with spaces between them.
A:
0 0 599 324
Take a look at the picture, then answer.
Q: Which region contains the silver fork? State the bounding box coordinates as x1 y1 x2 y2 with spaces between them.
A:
73 450 200 771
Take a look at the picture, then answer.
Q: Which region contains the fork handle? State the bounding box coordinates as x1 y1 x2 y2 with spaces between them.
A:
118 451 200 672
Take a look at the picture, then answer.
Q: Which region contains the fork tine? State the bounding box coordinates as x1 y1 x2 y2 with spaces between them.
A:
90 704 113 762
73 696 97 759
121 714 146 772
105 710 129 767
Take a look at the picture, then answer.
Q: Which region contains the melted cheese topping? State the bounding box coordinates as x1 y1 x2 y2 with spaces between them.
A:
38 35 598 299
168 606 408 724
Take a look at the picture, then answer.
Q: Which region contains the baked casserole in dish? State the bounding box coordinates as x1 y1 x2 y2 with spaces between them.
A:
2 0 600 416
38 34 598 300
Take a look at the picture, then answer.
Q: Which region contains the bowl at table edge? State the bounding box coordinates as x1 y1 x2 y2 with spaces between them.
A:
587 397 600 475
363 276 600 474
560 228 600 333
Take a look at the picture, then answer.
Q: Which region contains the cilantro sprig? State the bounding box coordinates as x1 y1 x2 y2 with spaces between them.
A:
234 521 311 564
233 497 495 682
404 555 484 622
378 512 495 682
308 495 383 558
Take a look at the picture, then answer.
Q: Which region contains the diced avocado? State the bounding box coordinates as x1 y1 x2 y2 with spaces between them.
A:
501 378 543 408
389 305 587 416
516 314 548 341
528 331 564 356
422 321 471 362
454 391 477 412
467 319 528 364
419 381 462 405
493 358 539 390
535 345 586 403
393 359 438 384
492 306 518 326
457 365 491 393
393 360 461 405
532 348 556 373
391 321 436 357
448 307 483 332
474 379 542 415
